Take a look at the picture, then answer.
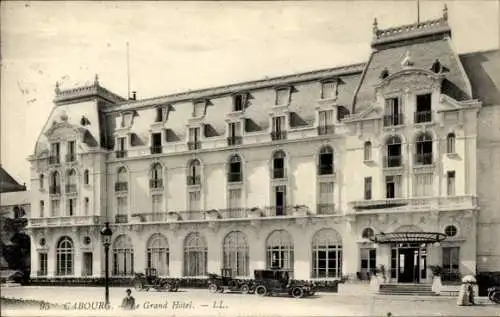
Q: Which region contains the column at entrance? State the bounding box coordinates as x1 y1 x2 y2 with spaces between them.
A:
376 244 391 283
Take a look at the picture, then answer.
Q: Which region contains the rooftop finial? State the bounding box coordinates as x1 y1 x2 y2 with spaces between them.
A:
443 3 448 20
55 81 60 94
372 18 379 35
94 74 99 86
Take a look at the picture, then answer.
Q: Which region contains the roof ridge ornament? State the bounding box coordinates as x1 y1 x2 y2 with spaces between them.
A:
55 81 61 95
94 74 100 86
443 3 448 21
401 50 414 68
372 18 379 37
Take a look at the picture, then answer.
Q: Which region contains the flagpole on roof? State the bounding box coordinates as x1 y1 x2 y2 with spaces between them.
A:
417 0 420 24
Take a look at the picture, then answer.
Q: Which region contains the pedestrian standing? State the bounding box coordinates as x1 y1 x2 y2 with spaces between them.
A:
121 288 136 310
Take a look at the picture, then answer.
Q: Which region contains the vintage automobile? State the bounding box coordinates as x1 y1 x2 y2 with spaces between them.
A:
207 268 255 294
253 269 315 298
133 268 180 292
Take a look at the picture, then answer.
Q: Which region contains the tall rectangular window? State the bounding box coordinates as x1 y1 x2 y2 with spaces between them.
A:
188 127 201 142
228 122 241 137
67 140 76 161
272 116 285 133
319 182 334 205
447 171 456 196
51 199 60 217
413 173 434 197
67 198 75 216
276 88 289 105
152 194 163 214
188 191 201 211
233 94 245 112
118 137 126 151
385 175 402 199
384 97 401 126
50 143 60 163
117 197 128 215
318 110 334 127
321 81 337 99
39 253 48 276
442 247 460 282
364 177 372 200
228 188 242 210
84 198 89 216
360 248 377 276
40 201 45 217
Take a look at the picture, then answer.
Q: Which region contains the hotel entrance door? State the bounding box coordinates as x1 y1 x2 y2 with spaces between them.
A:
391 244 427 283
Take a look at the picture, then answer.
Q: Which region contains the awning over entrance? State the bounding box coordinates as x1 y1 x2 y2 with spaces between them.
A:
369 231 447 244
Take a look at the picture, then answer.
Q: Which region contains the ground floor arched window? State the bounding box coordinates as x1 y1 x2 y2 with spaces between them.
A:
266 230 294 270
147 233 169 276
223 231 249 276
113 234 134 276
56 236 74 276
311 228 342 278
183 232 207 276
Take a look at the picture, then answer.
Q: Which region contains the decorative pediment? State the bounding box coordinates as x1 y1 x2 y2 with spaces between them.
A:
375 68 444 93
44 120 88 141
343 106 382 122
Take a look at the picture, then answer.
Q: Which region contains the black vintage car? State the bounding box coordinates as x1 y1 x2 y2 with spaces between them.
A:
207 268 255 294
253 269 315 298
133 268 180 292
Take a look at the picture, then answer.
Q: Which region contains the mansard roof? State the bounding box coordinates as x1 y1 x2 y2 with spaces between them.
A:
0 167 26 194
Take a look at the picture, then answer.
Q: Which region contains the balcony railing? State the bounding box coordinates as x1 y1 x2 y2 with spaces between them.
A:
414 153 433 165
317 164 334 175
115 214 128 223
48 156 60 165
219 208 247 219
414 111 432 123
114 182 128 192
178 210 206 221
383 113 404 127
272 168 286 179
65 184 77 194
187 175 201 185
317 204 335 215
227 172 242 183
187 141 201 150
65 153 76 162
115 150 127 159
150 145 162 154
262 206 290 217
270 131 287 141
350 195 477 212
383 155 402 168
149 179 163 189
227 136 242 146
317 125 335 135
49 186 61 195
28 215 104 227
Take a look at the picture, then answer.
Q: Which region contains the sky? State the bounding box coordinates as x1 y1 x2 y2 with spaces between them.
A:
1 0 499 187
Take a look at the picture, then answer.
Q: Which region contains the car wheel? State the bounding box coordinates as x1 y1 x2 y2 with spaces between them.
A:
255 285 267 296
292 287 304 298
208 284 218 293
240 284 249 294
492 292 500 304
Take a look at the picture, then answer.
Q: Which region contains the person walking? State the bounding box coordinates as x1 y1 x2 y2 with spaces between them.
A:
121 289 136 310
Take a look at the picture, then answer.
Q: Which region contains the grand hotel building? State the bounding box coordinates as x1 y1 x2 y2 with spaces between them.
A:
26 8 500 284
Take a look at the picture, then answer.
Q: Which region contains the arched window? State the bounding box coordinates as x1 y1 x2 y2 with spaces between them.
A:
415 133 433 165
116 167 128 192
318 146 334 175
66 169 77 193
83 170 89 185
227 155 242 182
311 228 342 278
113 235 134 276
150 163 163 189
266 230 293 270
184 232 207 276
147 234 169 276
385 135 402 167
50 171 60 194
223 231 249 276
361 228 375 239
272 151 286 179
364 141 372 161
56 236 74 276
446 133 455 154
39 174 44 190
187 159 201 185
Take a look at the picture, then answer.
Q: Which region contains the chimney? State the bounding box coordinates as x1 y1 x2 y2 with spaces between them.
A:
131 91 137 100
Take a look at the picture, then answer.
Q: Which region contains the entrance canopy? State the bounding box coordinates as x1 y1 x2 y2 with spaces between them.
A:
369 231 447 244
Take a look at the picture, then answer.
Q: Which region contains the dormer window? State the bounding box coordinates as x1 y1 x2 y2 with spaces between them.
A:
383 97 403 127
192 100 206 118
233 94 245 112
275 87 290 106
380 68 389 79
120 111 134 128
155 105 170 122
321 80 337 100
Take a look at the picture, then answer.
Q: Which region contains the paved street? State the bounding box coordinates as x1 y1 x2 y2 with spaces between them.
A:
1 286 499 317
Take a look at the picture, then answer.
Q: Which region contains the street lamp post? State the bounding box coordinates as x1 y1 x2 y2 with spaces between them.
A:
100 222 113 306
